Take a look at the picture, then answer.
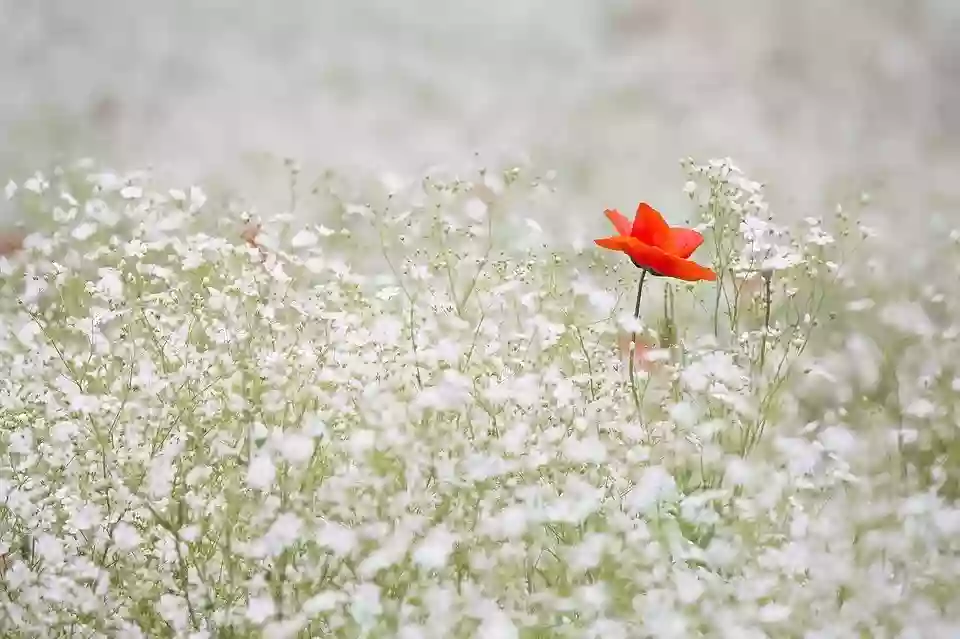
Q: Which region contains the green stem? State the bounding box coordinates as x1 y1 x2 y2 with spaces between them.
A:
759 272 772 373
629 270 648 416
745 271 774 456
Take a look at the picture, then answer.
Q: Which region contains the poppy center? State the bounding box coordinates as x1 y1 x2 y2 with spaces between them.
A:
630 259 663 276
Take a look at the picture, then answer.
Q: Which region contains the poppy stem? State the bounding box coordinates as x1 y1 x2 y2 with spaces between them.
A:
629 270 647 417
633 270 647 319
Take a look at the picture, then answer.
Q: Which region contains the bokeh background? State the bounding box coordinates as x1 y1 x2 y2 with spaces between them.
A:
1 0 958 238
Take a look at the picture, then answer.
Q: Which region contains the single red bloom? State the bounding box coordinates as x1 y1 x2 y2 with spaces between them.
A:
0 231 24 257
595 203 716 281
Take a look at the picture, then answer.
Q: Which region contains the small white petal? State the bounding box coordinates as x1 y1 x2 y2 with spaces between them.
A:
247 454 276 490
120 185 143 199
246 595 276 624
291 230 318 248
189 186 207 212
72 222 98 241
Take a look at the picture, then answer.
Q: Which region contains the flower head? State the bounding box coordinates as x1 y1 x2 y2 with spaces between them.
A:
0 231 24 257
595 203 715 281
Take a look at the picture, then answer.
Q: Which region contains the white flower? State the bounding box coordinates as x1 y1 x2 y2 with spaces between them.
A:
303 414 327 438
158 594 189 631
576 583 608 611
483 505 528 539
349 583 382 628
477 609 517 639
317 522 357 556
15 321 41 347
413 525 457 570
112 522 142 551
279 431 315 464
880 302 935 337
465 197 488 220
8 429 33 455
85 198 121 226
359 529 414 577
561 436 607 464
303 590 343 616
263 513 303 556
188 186 207 212
53 205 77 223
818 426 858 456
376 286 402 301
757 603 790 624
68 393 102 415
72 222 98 241
291 229 318 248
371 316 403 344
379 172 407 194
568 533 608 571
120 185 143 199
247 453 277 490
625 466 677 515
147 455 176 499
805 225 835 246
583 290 617 321
90 172 123 191
760 249 803 272
4 180 16 199
246 595 276 624
904 398 936 419
96 267 125 300
158 212 188 232
36 534 64 566
674 569 705 604
70 503 102 531
846 298 875 312
24 173 48 194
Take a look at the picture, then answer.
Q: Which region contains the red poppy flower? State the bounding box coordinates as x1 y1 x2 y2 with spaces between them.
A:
595 203 716 281
0 231 24 257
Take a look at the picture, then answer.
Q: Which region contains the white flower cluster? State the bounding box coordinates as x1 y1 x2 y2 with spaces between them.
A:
0 162 957 638
682 157 814 276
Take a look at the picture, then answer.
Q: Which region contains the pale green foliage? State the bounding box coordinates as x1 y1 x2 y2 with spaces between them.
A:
0 159 957 638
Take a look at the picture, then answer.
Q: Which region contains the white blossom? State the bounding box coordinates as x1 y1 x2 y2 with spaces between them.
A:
291 229 318 248
247 453 277 490
112 522 142 551
413 525 457 570
246 595 276 624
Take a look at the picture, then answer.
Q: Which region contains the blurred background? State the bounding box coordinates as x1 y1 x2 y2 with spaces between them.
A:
1 0 958 238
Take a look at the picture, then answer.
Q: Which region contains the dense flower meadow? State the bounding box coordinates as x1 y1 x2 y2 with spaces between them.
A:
0 158 958 637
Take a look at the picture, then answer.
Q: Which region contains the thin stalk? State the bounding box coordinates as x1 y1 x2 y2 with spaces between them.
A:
744 271 775 456
758 271 772 373
628 270 648 416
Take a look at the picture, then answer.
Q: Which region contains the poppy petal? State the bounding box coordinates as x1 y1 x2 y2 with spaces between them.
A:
595 235 634 250
631 203 672 248
669 227 705 258
604 209 633 236
615 237 717 282
662 256 717 281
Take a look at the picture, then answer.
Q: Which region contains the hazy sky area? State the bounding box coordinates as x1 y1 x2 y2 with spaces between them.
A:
1 1 958 240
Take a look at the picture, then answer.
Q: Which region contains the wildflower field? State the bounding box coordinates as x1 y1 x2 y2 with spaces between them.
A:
0 156 958 638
